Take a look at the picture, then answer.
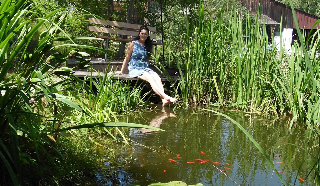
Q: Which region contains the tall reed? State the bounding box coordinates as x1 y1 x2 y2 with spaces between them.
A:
178 3 320 126
176 2 320 183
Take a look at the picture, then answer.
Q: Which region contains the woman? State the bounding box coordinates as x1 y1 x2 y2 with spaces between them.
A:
116 25 176 106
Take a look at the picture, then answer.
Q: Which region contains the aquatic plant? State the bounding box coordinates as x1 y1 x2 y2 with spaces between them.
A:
177 3 319 127
0 0 160 185
173 1 319 184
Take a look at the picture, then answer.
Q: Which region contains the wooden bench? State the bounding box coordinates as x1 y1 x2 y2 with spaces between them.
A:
89 18 164 61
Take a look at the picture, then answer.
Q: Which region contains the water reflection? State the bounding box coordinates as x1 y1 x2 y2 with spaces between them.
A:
98 107 317 186
140 107 177 133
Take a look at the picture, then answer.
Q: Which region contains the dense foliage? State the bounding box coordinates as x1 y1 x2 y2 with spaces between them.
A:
0 0 157 185
1 0 320 185
279 0 320 17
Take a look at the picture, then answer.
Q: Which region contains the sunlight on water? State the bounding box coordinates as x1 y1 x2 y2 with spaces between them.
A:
96 105 315 186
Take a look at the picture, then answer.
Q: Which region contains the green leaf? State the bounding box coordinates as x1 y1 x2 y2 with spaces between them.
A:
30 78 40 83
49 93 82 112
56 122 164 132
0 152 19 186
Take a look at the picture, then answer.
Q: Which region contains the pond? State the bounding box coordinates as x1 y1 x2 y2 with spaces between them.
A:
96 105 317 186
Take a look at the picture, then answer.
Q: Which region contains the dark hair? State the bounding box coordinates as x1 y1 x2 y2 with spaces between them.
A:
134 25 153 58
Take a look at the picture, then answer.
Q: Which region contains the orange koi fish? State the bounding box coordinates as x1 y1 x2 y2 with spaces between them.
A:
177 154 181 159
195 159 203 162
212 161 224 165
224 167 231 170
277 171 283 174
163 170 167 173
201 151 207 156
276 162 284 164
298 177 305 183
227 162 233 166
168 159 177 163
200 160 210 164
187 162 196 164
274 155 281 159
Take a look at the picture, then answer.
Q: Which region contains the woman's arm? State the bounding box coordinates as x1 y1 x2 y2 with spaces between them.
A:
119 41 134 74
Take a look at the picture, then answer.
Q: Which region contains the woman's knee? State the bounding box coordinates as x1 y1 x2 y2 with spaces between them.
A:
139 73 154 83
151 72 162 82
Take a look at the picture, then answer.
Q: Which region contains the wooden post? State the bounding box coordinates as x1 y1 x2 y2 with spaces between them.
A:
119 0 135 57
160 0 164 61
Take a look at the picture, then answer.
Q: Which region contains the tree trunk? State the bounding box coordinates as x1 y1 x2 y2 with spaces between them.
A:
119 0 135 57
107 0 114 20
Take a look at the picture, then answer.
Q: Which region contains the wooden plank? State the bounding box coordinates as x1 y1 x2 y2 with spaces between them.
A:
73 71 178 81
89 18 157 32
89 26 156 39
95 35 131 42
89 18 110 27
95 35 164 45
106 20 157 32
89 27 156 39
114 28 156 39
89 26 117 34
114 28 138 36
152 41 165 45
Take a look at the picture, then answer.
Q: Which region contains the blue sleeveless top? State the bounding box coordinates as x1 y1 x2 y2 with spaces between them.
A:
128 40 155 77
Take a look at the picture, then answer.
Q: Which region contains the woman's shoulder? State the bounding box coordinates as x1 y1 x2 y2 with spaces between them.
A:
129 40 137 47
129 40 135 46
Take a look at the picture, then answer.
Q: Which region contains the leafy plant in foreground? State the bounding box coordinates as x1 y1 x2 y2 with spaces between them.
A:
0 0 159 185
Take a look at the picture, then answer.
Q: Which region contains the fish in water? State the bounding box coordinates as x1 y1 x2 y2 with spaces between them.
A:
195 159 203 162
298 177 305 183
200 160 210 164
224 167 231 170
274 155 281 159
168 159 177 163
177 154 181 159
212 161 224 165
187 162 196 164
201 151 207 156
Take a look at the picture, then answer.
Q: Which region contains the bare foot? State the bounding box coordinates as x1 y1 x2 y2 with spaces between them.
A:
169 98 177 103
168 113 177 117
162 99 171 107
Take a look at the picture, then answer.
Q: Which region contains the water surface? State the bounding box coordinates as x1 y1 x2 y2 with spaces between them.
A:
97 105 316 186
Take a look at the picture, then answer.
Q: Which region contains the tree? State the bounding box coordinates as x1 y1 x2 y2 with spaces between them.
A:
278 0 320 17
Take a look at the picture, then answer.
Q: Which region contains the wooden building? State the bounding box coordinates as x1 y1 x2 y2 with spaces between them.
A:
238 0 320 29
238 0 320 52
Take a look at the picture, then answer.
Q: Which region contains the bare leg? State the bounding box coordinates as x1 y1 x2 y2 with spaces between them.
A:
138 71 176 106
141 109 176 133
152 73 165 93
148 73 173 106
